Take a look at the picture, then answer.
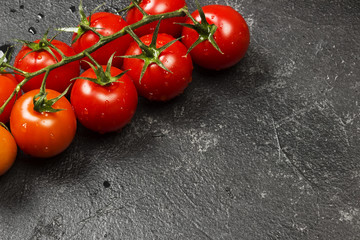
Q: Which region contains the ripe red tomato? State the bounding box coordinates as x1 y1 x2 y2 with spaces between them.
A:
0 73 21 123
14 39 80 93
181 5 250 70
70 66 138 134
126 0 187 37
0 125 17 176
123 33 193 101
10 89 77 158
72 12 132 70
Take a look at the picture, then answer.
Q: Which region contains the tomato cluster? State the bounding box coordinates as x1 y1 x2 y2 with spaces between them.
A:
0 0 250 176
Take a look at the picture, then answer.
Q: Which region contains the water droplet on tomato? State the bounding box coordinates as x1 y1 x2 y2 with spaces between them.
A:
21 123 27 132
50 133 55 140
101 113 105 119
164 82 169 86
44 147 49 153
83 108 88 115
37 55 42 60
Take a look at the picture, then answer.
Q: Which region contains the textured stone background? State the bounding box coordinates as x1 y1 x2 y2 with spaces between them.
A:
0 0 359 239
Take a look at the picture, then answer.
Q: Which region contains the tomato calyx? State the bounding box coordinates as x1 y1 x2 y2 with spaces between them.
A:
57 0 105 44
32 70 71 113
122 20 181 82
15 30 63 63
73 52 129 86
178 0 223 54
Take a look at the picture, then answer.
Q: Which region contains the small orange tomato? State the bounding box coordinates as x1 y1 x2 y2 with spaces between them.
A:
10 89 77 158
0 125 17 176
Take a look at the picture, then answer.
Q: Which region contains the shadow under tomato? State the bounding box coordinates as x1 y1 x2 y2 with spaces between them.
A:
192 45 272 98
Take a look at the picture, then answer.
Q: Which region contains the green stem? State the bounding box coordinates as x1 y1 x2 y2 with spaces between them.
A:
39 70 50 94
3 63 28 76
0 6 188 115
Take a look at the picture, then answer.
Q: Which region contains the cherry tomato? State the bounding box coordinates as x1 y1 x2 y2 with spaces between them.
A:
14 39 80 93
126 0 187 38
123 33 193 101
0 73 21 123
181 5 250 70
10 89 77 158
0 125 17 176
72 12 132 70
71 66 138 134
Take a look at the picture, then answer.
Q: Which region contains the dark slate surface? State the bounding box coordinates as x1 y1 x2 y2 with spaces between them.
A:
0 0 359 239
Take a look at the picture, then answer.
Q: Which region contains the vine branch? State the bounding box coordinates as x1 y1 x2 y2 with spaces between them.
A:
0 6 188 115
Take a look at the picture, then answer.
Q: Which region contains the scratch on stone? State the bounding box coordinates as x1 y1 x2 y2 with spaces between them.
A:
162 191 214 240
77 196 147 225
282 150 317 191
191 220 214 240
329 106 351 147
276 105 315 127
270 115 282 162
269 111 317 190
178 186 197 208
225 208 234 240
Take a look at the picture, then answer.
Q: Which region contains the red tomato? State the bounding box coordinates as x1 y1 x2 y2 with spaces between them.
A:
0 73 21 123
72 12 132 70
0 125 17 176
123 33 193 101
181 5 250 70
70 66 138 134
14 39 80 93
126 0 187 37
10 89 77 158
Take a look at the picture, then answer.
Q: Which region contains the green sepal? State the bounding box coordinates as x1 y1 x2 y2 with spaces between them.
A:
118 0 142 13
32 84 72 113
131 0 148 17
120 20 179 83
14 30 61 62
57 0 105 44
72 52 129 86
179 0 223 55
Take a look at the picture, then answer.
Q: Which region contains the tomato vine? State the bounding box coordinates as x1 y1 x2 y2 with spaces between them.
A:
0 1 189 115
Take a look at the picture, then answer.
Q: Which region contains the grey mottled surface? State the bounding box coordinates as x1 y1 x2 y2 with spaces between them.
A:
0 0 360 239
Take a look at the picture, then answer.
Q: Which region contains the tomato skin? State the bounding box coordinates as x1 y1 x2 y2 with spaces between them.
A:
10 89 77 158
70 66 138 134
0 74 22 123
72 12 132 70
181 5 250 70
0 126 17 176
126 0 187 37
123 33 193 101
14 39 80 93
